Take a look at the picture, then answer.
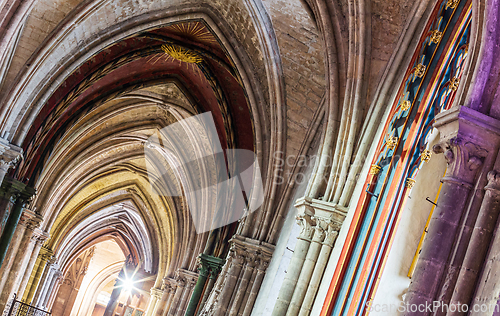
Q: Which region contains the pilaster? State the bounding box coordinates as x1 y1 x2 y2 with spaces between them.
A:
405 106 500 315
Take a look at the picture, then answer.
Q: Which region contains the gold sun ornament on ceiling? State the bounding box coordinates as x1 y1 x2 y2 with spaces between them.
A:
161 44 204 64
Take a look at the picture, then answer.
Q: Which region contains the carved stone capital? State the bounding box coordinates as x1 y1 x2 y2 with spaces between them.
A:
150 287 164 300
433 106 500 185
228 235 274 270
296 214 316 240
294 197 346 245
162 277 177 293
19 209 42 230
433 137 488 185
0 138 22 173
32 228 49 245
310 223 326 243
175 269 198 289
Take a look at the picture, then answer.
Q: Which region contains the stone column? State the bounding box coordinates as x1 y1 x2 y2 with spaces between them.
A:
175 271 197 316
167 278 185 316
0 209 41 312
16 229 49 299
156 279 175 316
0 177 23 237
44 269 63 310
241 259 269 316
213 250 244 316
0 209 30 294
197 235 274 316
185 254 224 316
25 246 53 304
447 170 500 315
287 224 325 316
145 288 164 316
270 197 346 316
404 106 500 315
299 224 339 316
0 180 35 267
228 252 257 316
196 259 223 316
272 212 315 316
33 255 56 308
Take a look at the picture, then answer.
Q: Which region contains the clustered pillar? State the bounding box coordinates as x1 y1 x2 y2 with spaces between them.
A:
198 235 274 316
404 106 500 315
0 205 42 313
183 254 224 316
161 269 198 316
272 198 344 316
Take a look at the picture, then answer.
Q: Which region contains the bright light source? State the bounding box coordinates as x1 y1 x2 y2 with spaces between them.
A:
122 277 135 292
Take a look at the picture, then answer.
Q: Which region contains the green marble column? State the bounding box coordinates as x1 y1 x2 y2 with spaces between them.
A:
0 177 35 268
184 254 224 316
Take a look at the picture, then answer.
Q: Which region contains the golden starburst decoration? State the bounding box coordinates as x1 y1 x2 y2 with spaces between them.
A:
161 44 204 64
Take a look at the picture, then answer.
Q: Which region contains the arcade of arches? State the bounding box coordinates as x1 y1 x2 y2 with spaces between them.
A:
0 0 500 316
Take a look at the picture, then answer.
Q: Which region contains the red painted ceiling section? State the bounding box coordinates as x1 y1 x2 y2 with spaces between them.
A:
19 21 254 183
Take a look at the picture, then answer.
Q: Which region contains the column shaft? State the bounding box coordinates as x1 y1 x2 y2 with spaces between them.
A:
272 214 315 316
448 170 500 315
241 266 266 316
0 210 39 312
298 230 337 316
184 270 208 316
228 261 254 316
214 257 243 316
405 135 490 316
167 284 185 316
287 226 325 316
